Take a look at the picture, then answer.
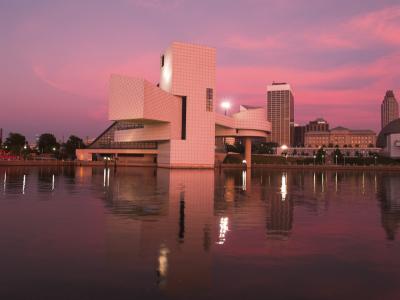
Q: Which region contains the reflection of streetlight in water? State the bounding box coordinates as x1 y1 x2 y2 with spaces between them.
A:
217 217 229 245
22 174 26 195
157 244 170 288
3 171 6 192
281 172 287 201
242 170 247 191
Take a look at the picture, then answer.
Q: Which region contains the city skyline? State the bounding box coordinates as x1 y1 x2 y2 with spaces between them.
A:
1 0 400 141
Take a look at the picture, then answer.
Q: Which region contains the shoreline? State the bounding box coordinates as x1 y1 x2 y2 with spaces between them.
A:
1 160 400 172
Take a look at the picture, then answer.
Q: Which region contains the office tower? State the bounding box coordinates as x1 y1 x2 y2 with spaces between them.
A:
267 82 294 146
381 90 399 129
293 124 305 147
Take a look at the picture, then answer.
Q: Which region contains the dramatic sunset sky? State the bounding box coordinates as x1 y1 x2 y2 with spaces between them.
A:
1 0 400 141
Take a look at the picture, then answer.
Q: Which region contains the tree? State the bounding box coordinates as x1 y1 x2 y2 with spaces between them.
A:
316 147 326 164
253 142 278 154
4 132 27 155
38 133 59 153
64 135 85 159
225 141 244 154
332 147 343 164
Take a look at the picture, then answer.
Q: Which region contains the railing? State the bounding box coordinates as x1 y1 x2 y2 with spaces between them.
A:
94 141 158 150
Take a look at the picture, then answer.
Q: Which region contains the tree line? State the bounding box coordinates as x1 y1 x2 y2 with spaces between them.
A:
1 132 85 160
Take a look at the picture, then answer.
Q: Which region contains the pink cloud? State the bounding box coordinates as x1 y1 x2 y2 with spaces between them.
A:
293 5 400 51
87 103 108 121
350 5 400 45
31 52 160 100
305 33 359 49
123 0 185 10
223 35 284 50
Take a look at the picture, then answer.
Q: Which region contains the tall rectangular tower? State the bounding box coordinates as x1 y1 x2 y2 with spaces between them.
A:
267 83 294 146
381 90 399 129
159 42 216 168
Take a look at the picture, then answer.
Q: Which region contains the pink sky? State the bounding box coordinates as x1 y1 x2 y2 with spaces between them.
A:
1 0 400 141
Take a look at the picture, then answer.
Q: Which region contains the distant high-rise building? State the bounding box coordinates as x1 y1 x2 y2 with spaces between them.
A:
381 90 399 129
293 124 305 147
0 128 2 145
267 82 294 146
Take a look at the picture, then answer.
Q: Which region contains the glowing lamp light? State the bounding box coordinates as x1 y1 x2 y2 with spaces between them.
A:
221 101 231 110
281 144 288 150
221 100 231 116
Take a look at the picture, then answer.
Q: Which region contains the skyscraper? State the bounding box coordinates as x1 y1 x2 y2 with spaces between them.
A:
267 82 294 146
381 90 399 129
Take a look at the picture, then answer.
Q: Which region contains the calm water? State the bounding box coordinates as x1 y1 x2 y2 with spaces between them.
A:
0 166 399 300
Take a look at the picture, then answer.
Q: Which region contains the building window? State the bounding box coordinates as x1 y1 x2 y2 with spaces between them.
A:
116 122 144 130
206 88 213 112
161 55 165 68
181 96 187 140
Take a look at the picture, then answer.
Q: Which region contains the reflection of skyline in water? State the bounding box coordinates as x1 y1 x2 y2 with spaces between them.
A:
1 166 400 299
377 174 400 241
2 167 399 243
1 167 399 242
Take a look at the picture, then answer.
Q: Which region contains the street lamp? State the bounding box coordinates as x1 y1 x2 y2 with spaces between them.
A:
374 155 377 166
313 155 316 165
221 101 231 116
335 154 338 165
52 147 56 152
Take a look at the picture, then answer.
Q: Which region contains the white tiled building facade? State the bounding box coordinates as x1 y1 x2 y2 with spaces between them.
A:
77 42 271 168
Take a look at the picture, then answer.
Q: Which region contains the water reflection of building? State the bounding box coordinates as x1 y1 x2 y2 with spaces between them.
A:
101 168 215 298
2 165 398 298
378 175 400 240
215 169 294 240
263 171 294 239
